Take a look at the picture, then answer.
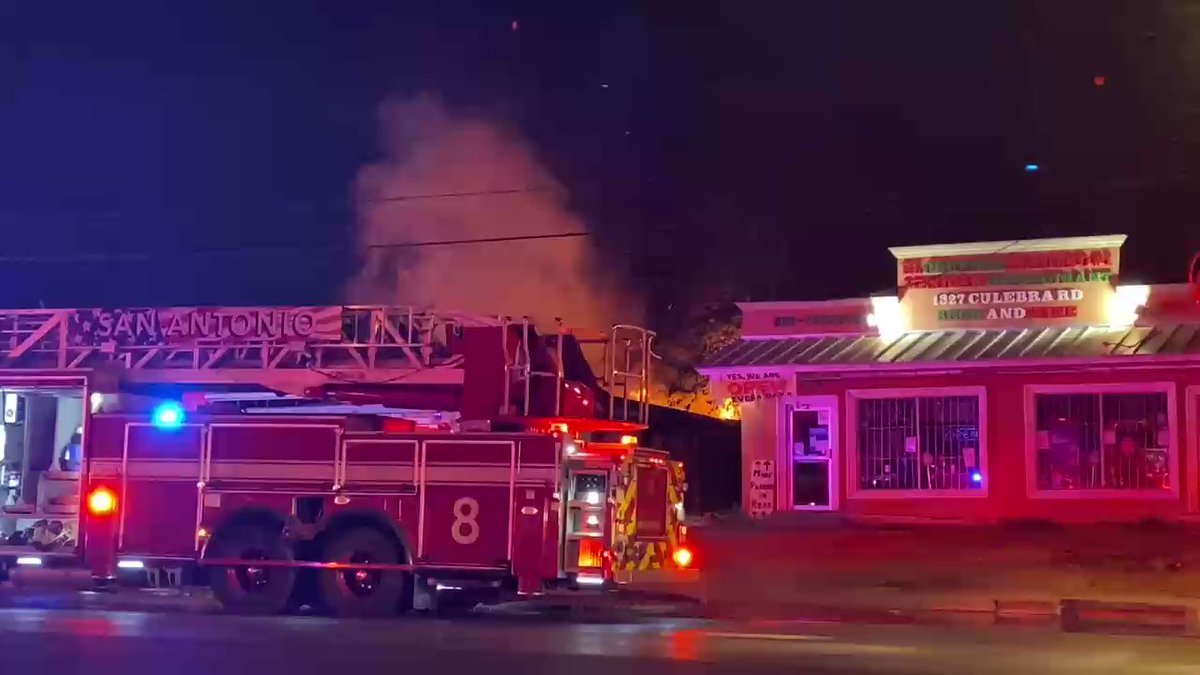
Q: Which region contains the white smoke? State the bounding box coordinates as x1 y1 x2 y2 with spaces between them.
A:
348 94 639 333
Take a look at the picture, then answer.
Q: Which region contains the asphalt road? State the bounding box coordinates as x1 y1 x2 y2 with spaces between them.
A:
3 607 1200 675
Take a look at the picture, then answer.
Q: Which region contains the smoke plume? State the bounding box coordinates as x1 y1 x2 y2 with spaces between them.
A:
347 95 639 333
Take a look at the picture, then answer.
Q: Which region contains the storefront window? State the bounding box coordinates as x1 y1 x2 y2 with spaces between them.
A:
1034 391 1171 491
856 394 982 492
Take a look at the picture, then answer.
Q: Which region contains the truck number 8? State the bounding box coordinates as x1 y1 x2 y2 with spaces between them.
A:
451 497 480 545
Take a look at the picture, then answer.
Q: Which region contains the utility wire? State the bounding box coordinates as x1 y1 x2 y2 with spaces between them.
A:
364 231 588 250
0 231 591 264
0 186 583 264
0 186 558 222
377 186 558 202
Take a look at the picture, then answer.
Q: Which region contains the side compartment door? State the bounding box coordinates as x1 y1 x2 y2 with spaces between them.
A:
418 440 514 568
119 423 205 558
342 437 420 546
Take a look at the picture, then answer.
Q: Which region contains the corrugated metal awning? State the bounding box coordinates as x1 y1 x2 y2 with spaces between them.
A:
702 324 1200 369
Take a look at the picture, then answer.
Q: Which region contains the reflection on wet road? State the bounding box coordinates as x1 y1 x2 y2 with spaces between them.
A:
3 608 1200 674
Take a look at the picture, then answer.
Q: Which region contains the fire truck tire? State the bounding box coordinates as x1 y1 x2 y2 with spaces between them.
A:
207 524 296 615
316 527 408 618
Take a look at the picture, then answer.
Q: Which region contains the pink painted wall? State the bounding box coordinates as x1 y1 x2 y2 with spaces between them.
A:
740 364 1200 523
738 396 781 509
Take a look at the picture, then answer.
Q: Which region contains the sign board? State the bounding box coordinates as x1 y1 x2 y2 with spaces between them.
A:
896 247 1119 288
894 245 1122 332
69 307 344 347
903 285 1111 330
713 371 795 405
3 393 19 424
739 300 871 337
748 459 775 518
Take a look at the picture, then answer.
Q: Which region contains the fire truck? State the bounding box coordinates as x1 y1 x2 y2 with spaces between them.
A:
0 305 691 616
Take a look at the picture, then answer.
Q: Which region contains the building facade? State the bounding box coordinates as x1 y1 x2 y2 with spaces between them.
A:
701 235 1200 523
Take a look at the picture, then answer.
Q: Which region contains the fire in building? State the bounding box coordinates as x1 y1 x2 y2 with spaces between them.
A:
700 235 1200 522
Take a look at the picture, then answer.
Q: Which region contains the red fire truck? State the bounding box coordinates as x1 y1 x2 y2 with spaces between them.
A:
0 305 691 616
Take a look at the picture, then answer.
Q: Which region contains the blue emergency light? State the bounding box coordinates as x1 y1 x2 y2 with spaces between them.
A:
152 402 185 429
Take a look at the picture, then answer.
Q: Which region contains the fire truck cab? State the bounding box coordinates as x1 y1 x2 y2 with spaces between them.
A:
0 306 689 616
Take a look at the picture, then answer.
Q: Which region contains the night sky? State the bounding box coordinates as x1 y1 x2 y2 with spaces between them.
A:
2 1 1200 332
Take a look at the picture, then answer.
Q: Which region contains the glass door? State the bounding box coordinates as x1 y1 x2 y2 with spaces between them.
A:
788 398 837 510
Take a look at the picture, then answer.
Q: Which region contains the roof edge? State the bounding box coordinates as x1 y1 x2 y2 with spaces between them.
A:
699 351 1200 375
736 298 874 311
888 235 1127 259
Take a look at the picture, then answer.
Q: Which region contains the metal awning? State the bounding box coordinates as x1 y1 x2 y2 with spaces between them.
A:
702 324 1200 370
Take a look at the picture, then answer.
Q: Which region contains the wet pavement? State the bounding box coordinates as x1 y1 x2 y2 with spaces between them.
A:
3 607 1200 674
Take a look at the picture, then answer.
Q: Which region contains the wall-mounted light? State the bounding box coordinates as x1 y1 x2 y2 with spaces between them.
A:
1107 284 1149 329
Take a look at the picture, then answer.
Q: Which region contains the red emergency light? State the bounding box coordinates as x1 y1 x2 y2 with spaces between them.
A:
87 487 117 517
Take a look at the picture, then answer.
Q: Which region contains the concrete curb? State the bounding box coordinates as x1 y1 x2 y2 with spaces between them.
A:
1060 599 1197 635
496 589 706 619
708 598 1200 635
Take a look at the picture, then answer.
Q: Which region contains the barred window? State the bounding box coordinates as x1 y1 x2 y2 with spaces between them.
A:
856 394 983 492
1034 391 1171 492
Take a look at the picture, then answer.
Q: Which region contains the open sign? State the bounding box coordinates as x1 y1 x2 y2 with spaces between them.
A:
727 379 788 402
718 372 794 403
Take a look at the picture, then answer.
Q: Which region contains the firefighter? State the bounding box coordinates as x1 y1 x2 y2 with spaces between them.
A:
58 430 82 473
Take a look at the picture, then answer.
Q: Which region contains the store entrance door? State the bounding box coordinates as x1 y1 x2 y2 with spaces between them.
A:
787 396 838 511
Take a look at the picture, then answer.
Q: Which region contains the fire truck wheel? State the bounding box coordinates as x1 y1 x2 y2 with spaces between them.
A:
317 527 408 618
207 524 297 615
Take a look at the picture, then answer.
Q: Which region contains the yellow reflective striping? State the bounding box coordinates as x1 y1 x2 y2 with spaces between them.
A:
637 544 654 570
617 471 636 520
665 461 684 550
614 456 637 567
619 471 637 537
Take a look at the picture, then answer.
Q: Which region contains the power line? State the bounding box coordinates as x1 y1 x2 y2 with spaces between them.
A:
0 186 582 264
364 231 587 250
0 187 560 222
377 186 558 202
0 231 592 264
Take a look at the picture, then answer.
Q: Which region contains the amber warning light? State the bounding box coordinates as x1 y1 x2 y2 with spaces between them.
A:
673 547 694 569
87 487 117 516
